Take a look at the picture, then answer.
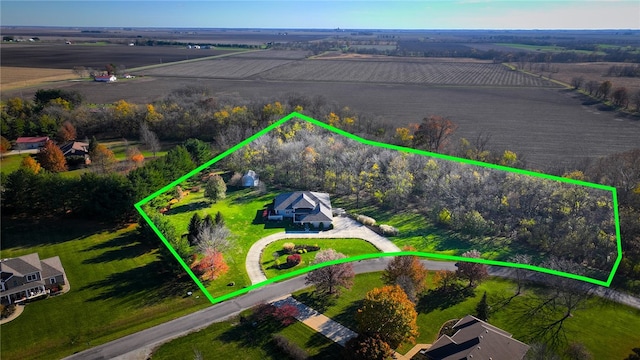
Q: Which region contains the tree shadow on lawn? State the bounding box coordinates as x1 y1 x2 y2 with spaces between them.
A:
292 291 337 314
331 299 362 331
79 261 196 306
417 286 475 314
218 315 285 353
81 231 155 264
307 332 345 360
165 200 211 215
0 218 127 248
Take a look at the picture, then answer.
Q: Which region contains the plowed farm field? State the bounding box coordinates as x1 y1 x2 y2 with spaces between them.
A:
259 60 557 86
139 55 559 87
139 58 296 79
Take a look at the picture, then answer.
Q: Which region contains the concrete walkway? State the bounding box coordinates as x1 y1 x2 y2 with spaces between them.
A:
246 216 401 284
271 295 357 346
271 295 429 359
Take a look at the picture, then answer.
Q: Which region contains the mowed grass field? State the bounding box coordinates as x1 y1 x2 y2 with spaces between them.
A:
0 220 210 360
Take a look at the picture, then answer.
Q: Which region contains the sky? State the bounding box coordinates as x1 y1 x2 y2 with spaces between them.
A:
1 1 639 29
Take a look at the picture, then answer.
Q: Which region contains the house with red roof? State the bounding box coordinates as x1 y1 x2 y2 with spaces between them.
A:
15 136 49 150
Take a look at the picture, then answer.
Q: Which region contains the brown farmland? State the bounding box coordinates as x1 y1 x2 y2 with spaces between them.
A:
2 48 638 170
0 44 241 70
0 67 76 91
138 54 558 86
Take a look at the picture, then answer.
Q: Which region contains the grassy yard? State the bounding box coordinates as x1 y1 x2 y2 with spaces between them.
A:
0 219 209 360
334 197 526 261
294 272 640 359
152 311 342 359
0 153 29 174
261 239 380 279
163 187 285 298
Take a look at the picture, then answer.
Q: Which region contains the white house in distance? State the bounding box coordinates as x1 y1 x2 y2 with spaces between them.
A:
269 191 333 228
94 75 117 82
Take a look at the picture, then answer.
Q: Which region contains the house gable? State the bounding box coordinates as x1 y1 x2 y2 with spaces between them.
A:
422 315 529 360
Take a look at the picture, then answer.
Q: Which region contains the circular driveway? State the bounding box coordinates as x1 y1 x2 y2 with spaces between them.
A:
245 216 401 284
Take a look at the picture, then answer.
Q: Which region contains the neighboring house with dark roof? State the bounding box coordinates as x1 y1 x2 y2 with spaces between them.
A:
420 315 529 360
270 191 333 228
59 141 90 165
0 253 67 305
15 136 49 150
242 170 259 187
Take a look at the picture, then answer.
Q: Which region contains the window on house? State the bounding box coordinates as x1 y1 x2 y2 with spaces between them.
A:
50 278 56 284
26 274 37 282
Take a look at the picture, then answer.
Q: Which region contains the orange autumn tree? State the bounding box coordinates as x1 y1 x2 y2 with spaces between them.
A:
126 146 144 169
381 250 427 301
355 285 418 348
193 248 229 281
37 140 67 172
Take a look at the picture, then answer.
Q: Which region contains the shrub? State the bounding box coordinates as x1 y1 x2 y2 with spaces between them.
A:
379 224 399 236
286 254 301 266
0 304 16 319
283 242 295 253
438 208 452 226
356 214 376 226
272 334 309 360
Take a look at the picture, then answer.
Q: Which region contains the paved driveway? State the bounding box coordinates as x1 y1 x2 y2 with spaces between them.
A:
245 216 401 284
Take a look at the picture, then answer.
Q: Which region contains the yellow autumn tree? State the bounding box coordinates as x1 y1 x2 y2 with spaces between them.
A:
20 156 41 174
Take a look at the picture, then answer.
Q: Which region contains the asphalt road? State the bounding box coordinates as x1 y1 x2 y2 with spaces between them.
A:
63 258 639 360
64 258 408 360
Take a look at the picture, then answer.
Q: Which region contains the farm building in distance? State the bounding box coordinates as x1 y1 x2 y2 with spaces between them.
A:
15 136 49 150
94 75 117 82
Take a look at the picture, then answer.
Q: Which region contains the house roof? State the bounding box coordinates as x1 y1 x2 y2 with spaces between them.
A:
16 136 49 144
0 253 42 277
274 191 332 223
41 256 64 279
59 141 89 156
422 315 530 360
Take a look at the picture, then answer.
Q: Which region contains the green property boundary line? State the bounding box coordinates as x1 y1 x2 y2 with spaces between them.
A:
134 111 622 305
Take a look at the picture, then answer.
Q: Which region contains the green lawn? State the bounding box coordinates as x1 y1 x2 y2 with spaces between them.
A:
163 187 285 298
0 153 29 174
261 239 380 279
152 312 341 359
0 220 209 360
294 272 640 358
333 197 524 261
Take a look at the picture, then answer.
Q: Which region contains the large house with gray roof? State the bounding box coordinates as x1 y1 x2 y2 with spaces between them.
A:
269 191 333 228
419 315 529 360
0 253 67 305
